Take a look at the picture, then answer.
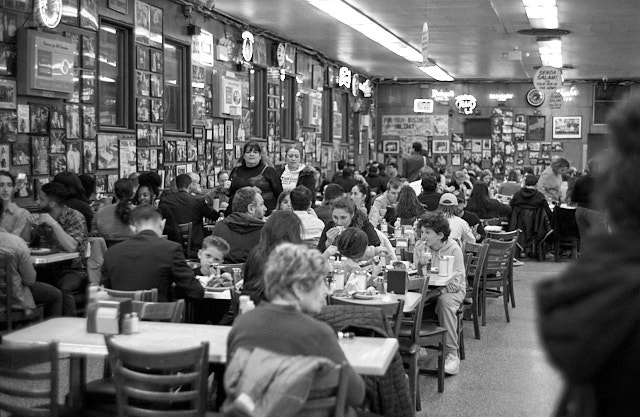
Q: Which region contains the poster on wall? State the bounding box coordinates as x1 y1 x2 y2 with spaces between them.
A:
333 112 343 139
192 30 214 67
134 1 150 45
97 134 118 170
29 33 75 93
381 115 449 155
148 5 163 49
221 76 242 116
119 139 137 178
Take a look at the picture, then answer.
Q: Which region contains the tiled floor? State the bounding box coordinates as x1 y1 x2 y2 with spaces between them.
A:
416 260 567 417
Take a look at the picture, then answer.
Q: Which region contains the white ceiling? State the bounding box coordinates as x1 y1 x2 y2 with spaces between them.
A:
211 0 640 81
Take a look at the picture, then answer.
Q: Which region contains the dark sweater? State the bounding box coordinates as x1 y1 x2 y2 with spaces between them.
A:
229 163 283 213
467 198 512 220
210 213 264 263
418 190 442 211
228 302 365 408
510 187 553 220
571 174 596 209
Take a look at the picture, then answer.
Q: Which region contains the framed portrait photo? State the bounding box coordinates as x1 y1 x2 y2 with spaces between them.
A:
552 116 582 139
108 0 128 14
0 79 17 109
382 139 399 154
432 139 450 154
526 115 546 141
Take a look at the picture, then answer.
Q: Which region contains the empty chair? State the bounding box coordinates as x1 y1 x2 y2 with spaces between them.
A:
178 222 194 259
0 341 63 416
104 288 159 302
479 239 516 326
0 253 44 331
106 335 210 417
486 230 519 308
463 242 489 340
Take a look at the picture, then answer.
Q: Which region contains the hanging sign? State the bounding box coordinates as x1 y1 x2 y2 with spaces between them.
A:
338 67 352 89
489 93 514 102
421 21 429 65
359 79 373 98
431 89 455 104
351 74 360 97
455 94 477 115
241 31 254 62
36 0 63 29
533 66 563 93
548 92 563 110
414 99 434 113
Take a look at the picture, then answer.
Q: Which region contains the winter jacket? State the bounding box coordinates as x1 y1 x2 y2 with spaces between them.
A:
228 163 283 213
210 213 264 263
276 164 317 195
510 187 553 220
508 198 551 257
223 347 337 417
313 305 413 417
537 233 640 416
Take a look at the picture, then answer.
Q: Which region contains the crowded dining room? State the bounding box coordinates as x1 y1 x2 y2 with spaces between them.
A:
0 0 639 415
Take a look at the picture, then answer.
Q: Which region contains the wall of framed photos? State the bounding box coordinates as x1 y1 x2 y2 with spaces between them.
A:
0 0 374 206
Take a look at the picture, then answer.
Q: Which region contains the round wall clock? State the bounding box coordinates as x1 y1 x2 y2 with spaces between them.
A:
36 0 63 29
526 88 545 107
276 43 286 68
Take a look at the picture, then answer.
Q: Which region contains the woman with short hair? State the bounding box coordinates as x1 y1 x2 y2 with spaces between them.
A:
227 243 365 409
536 157 570 202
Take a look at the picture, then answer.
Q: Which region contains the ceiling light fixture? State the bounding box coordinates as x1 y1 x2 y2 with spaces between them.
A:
418 61 454 82
522 0 558 29
537 38 563 68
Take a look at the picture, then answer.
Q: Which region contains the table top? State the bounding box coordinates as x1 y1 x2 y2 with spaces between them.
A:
204 289 231 300
338 337 398 376
3 317 396 376
331 291 421 313
31 251 80 265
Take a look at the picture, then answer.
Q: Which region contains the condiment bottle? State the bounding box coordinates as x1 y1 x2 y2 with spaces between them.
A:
130 312 139 333
380 219 388 234
122 314 132 335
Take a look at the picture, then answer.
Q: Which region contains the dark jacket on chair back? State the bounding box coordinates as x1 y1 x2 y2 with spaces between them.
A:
101 230 204 302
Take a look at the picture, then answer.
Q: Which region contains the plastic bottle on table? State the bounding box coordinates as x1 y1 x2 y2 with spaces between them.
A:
380 219 388 234
394 218 402 238
238 295 250 314
333 261 345 290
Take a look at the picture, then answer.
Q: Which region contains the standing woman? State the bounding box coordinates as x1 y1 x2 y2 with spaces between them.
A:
228 141 282 214
276 145 316 194
537 157 570 202
350 183 370 215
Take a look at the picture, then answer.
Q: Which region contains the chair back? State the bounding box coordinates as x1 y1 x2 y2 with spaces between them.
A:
464 242 489 290
131 299 185 322
483 239 515 277
402 277 429 344
486 230 519 242
553 207 580 241
329 296 405 337
0 341 59 416
0 253 43 331
106 335 209 417
104 288 159 302
178 222 193 259
480 217 502 227
301 363 349 417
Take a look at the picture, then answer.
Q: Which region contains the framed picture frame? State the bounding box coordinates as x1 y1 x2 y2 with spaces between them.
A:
192 126 204 140
108 0 128 14
526 115 545 141
432 139 450 154
31 136 50 175
97 134 119 170
0 79 16 109
136 45 150 70
11 142 29 166
552 116 582 139
382 139 399 154
80 0 99 32
83 140 97 173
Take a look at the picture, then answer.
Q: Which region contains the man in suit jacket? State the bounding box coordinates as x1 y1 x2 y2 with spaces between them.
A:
101 205 204 302
159 173 218 256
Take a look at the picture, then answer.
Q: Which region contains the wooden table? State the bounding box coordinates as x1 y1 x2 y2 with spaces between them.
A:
30 251 80 265
331 291 422 313
204 289 231 300
3 317 397 408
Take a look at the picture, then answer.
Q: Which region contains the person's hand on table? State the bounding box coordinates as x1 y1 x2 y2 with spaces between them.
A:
29 213 57 227
374 246 389 257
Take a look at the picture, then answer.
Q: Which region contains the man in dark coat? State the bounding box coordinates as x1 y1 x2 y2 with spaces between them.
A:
211 186 265 263
159 173 218 256
101 205 204 302
417 174 442 211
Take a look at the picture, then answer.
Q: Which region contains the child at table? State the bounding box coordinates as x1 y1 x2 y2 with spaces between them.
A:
325 227 383 290
194 235 231 279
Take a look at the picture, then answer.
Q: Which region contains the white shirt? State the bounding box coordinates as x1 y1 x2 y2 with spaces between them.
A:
293 210 325 241
446 215 476 247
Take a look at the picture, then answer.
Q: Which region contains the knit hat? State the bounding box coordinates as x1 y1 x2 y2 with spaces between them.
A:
439 193 458 206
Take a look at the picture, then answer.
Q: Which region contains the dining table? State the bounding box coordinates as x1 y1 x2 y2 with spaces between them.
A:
3 317 398 409
30 251 80 265
331 290 422 313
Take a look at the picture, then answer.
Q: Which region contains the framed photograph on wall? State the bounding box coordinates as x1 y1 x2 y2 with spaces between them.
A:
83 141 97 173
432 139 450 154
526 115 545 141
97 134 119 170
108 0 128 14
552 116 582 139
0 79 16 109
382 139 399 154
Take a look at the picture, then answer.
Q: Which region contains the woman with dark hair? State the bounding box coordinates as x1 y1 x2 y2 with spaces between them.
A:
350 183 370 215
395 185 425 225
92 178 136 240
134 172 182 244
317 196 381 254
465 182 511 220
228 141 282 214
275 144 316 194
242 211 303 304
52 172 94 231
537 100 640 415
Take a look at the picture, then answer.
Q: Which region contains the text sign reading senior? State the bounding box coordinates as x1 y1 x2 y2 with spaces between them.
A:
533 66 562 93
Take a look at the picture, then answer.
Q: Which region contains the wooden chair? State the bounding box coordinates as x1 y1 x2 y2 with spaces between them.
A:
0 253 44 331
178 222 194 259
464 242 489 339
301 363 349 417
329 296 405 337
397 276 429 411
104 288 159 302
131 299 185 322
106 335 211 417
486 229 519 308
552 206 581 261
479 239 516 326
0 340 63 416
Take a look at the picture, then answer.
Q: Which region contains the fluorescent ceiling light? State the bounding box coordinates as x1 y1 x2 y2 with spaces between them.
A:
525 5 557 19
306 0 423 62
529 16 558 29
523 0 555 7
418 65 454 82
537 39 563 68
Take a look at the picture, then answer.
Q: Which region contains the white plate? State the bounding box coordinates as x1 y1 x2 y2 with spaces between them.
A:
30 248 53 255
